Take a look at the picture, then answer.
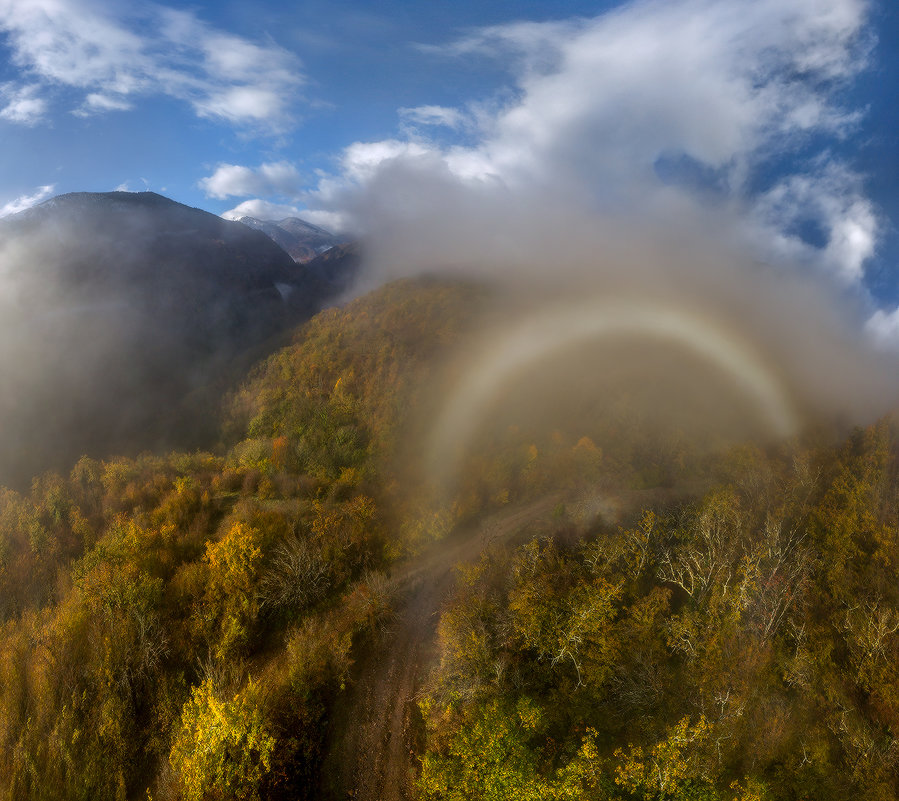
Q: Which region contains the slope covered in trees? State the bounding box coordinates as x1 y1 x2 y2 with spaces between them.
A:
0 191 352 489
418 423 899 800
0 277 897 800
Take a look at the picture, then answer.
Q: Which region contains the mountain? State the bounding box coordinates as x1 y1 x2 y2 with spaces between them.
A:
238 215 344 263
0 191 348 488
299 242 362 300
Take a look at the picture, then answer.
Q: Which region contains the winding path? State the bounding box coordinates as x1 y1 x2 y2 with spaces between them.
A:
318 484 695 800
319 496 561 801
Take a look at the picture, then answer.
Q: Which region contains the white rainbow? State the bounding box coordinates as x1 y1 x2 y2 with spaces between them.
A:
427 299 798 490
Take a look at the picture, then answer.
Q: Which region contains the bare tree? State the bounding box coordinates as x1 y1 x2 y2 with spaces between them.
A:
259 535 331 613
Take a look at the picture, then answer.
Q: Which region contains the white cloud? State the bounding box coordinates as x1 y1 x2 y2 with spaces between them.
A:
301 0 874 287
340 140 435 179
751 161 877 284
193 87 284 126
221 198 303 221
0 83 47 124
419 19 579 71
220 198 344 233
0 0 304 130
465 0 867 186
0 184 55 217
199 161 303 200
76 92 132 115
399 105 468 131
865 308 899 348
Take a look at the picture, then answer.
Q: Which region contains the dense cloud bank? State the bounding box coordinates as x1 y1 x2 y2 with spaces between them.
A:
317 0 898 429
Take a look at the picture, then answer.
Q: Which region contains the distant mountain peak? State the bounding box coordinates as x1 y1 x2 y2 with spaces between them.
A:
236 214 343 263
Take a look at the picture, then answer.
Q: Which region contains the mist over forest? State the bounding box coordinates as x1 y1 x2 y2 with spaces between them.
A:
1 0 899 799
0 191 359 489
0 181 896 801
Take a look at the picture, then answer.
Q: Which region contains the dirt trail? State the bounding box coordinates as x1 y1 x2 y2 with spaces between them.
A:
319 495 561 801
318 484 694 800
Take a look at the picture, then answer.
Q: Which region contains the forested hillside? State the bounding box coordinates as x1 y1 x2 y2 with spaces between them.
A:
0 192 353 490
0 277 898 800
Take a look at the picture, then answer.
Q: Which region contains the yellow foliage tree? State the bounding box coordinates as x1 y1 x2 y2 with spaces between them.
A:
169 675 274 801
614 716 713 800
196 522 262 660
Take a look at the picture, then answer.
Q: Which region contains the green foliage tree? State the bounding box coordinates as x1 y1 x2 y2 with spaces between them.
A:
418 698 550 801
508 538 621 687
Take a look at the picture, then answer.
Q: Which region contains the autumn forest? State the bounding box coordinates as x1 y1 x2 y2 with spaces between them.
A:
1 276 898 801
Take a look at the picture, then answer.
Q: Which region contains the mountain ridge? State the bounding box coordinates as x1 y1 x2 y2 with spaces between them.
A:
0 190 353 488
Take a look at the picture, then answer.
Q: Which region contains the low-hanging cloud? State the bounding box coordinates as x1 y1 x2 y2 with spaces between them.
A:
291 0 899 428
192 0 899 427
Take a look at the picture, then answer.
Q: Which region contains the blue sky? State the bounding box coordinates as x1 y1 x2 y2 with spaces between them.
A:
1 0 898 339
